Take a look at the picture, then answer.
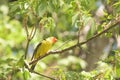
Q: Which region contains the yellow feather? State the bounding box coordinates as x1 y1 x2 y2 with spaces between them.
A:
34 40 52 59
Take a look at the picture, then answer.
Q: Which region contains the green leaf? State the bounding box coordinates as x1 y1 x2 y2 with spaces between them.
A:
16 55 24 68
105 32 112 38
115 63 120 77
113 1 120 6
72 12 80 26
9 2 19 13
86 18 96 39
23 68 30 80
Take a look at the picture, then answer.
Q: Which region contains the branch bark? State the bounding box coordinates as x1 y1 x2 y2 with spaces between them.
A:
29 15 120 65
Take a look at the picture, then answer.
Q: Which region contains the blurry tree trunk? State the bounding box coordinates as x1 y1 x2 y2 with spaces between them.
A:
85 37 109 71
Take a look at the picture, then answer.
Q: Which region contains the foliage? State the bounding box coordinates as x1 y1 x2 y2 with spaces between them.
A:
0 0 120 80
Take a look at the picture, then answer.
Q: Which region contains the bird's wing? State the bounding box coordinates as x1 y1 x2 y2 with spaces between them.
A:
31 42 42 60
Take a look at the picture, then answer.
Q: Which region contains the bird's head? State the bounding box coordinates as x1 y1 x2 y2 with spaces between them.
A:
46 37 57 44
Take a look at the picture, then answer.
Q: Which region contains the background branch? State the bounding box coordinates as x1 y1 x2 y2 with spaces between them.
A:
23 15 29 39
23 12 39 59
23 15 30 59
29 15 120 65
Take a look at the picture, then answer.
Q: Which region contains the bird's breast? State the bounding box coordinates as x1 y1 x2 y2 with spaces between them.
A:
36 41 52 57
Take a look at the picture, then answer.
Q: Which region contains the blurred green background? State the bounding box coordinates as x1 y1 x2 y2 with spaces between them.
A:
0 0 120 80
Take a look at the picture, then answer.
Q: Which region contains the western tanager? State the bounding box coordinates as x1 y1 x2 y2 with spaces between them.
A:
31 37 57 70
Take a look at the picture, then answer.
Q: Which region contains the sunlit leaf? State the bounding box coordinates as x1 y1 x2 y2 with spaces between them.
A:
23 68 30 80
16 55 24 68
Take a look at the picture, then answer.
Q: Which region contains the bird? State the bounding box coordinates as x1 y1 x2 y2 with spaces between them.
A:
31 37 57 70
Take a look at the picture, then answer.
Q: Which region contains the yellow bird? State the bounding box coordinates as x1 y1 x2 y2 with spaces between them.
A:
31 37 57 70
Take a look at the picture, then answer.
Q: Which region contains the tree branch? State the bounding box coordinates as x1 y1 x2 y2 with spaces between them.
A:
29 15 120 65
23 14 30 59
23 12 39 59
23 15 29 39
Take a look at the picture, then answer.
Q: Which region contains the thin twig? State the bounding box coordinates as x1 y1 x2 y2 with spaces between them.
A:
29 15 120 65
29 25 37 40
25 40 30 59
30 20 38 40
23 11 39 59
77 21 83 44
29 26 35 39
23 15 30 59
77 26 81 44
54 40 72 51
23 15 29 39
24 61 56 80
31 71 56 80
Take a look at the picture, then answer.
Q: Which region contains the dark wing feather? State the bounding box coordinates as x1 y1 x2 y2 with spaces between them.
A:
31 42 42 60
